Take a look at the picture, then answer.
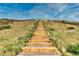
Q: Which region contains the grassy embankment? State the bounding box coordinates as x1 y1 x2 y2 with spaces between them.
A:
44 20 79 56
0 20 38 56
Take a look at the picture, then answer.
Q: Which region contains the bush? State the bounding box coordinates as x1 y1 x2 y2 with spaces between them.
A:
49 28 55 31
66 44 79 55
5 43 13 51
18 36 27 45
4 43 22 55
2 25 11 29
67 27 75 30
0 26 3 30
45 26 55 31
26 32 33 38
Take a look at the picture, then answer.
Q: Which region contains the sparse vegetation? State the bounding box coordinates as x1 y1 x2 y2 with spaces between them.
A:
0 19 79 56
0 19 38 56
67 27 75 30
44 20 79 56
66 44 79 55
2 25 11 29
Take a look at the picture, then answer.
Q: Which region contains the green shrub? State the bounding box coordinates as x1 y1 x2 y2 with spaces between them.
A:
66 44 79 55
0 26 3 30
26 32 33 38
67 27 75 30
5 43 13 51
18 36 27 46
4 43 22 55
49 28 55 31
2 25 11 29
45 26 55 32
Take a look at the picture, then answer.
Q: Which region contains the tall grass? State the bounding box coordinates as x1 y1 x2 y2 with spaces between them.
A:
44 25 63 55
44 21 79 56
0 21 38 56
66 44 79 55
44 21 69 56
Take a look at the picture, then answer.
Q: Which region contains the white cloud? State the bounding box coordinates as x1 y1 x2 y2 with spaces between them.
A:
0 3 79 20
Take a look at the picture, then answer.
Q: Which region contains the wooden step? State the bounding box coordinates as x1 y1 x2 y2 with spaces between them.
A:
29 39 49 42
26 42 52 44
18 21 61 56
21 47 61 55
31 36 48 39
22 47 56 52
26 43 52 47
18 52 59 56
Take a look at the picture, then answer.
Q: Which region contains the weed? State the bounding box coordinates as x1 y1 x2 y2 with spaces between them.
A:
2 25 11 29
66 44 79 55
67 27 75 30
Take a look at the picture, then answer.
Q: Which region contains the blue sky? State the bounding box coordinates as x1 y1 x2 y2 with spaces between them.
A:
0 3 79 21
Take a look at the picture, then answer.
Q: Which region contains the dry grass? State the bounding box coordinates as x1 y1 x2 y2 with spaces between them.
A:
44 21 79 56
0 20 38 56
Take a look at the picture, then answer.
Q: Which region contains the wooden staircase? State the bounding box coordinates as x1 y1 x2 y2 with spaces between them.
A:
18 21 61 56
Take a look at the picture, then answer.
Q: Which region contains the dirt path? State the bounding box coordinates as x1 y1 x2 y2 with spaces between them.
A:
18 21 61 56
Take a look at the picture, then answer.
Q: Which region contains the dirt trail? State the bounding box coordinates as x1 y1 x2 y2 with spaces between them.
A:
18 21 61 56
